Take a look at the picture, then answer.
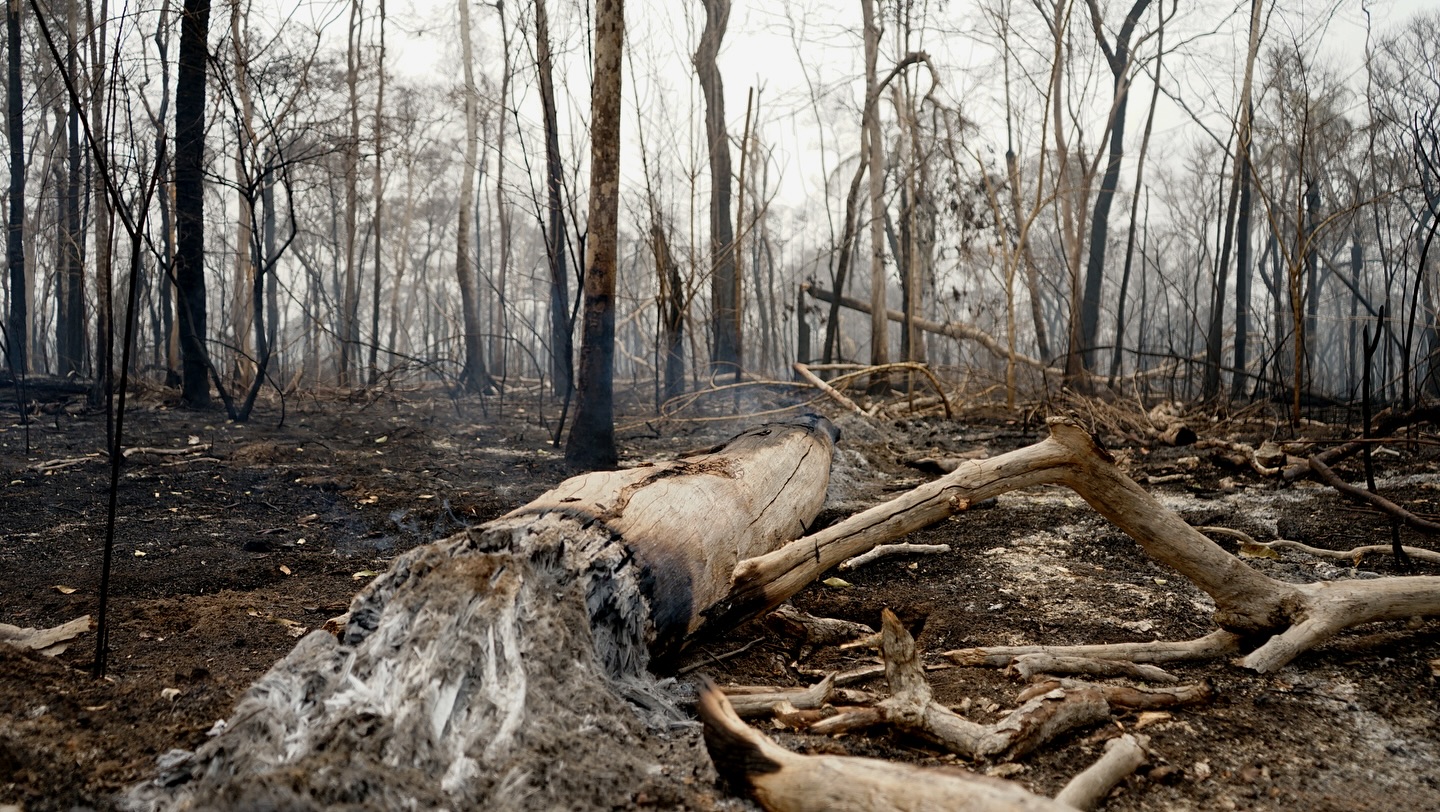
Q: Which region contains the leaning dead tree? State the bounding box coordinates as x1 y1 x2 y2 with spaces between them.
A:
126 416 1440 810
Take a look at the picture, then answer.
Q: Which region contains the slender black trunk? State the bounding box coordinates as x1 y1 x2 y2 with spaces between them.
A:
175 0 211 406
5 2 25 374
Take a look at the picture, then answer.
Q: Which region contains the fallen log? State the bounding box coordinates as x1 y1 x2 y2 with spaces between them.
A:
125 416 837 811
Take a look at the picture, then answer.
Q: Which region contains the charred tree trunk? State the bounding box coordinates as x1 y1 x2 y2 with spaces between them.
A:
174 0 210 406
695 0 741 380
6 0 25 375
453 0 489 394
535 0 572 398
125 417 836 811
1075 0 1151 378
565 0 624 469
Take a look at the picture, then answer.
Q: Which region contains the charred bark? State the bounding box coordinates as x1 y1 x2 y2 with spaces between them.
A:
125 417 835 811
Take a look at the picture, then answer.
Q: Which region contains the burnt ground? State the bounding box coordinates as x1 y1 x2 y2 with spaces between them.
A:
2 384 1439 811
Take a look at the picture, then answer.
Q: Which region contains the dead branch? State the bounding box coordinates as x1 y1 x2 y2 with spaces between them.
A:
1009 654 1178 683
1231 534 1440 566
1053 734 1148 811
709 419 1440 673
840 542 951 570
123 443 213 457
697 680 1076 812
1016 679 1213 710
1281 405 1440 481
1306 455 1440 533
877 609 1113 760
945 632 1242 668
792 363 867 416
0 615 93 657
765 604 875 656
723 673 837 718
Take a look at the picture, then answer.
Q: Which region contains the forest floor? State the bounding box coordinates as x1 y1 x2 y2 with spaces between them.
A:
1 381 1439 811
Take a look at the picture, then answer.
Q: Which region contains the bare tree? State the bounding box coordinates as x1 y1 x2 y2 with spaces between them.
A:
695 0 740 380
1073 0 1151 381
534 0 572 397
175 0 211 406
566 0 624 469
454 0 489 393
5 0 25 374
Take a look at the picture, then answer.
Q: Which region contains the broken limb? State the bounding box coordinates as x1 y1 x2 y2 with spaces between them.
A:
1008 654 1178 683
1016 679 1213 710
944 632 1242 669
765 604 875 656
792 362 867 416
875 609 1113 760
1210 530 1440 566
840 542 952 570
711 419 1440 673
1305 454 1440 533
722 673 837 718
697 680 1076 812
1053 734 1148 811
1281 404 1440 481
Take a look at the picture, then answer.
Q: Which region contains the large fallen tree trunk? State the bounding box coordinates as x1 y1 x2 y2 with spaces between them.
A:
124 417 836 811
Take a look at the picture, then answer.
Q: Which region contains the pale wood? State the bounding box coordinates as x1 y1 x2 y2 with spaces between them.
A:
1010 653 1178 683
697 682 1074 812
1053 734 1147 811
126 418 836 810
945 632 1242 668
876 610 1112 760
793 362 866 416
766 604 875 654
718 419 1440 673
840 542 951 571
0 615 92 656
724 673 836 718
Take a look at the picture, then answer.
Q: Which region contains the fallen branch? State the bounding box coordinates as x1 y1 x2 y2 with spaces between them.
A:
945 632 1242 669
722 673 837 718
1054 734 1148 811
1281 405 1440 481
840 542 951 571
765 605 874 657
876 609 1114 760
708 419 1440 673
1306 455 1440 533
1009 654 1178 683
697 680 1077 812
1017 679 1213 710
0 615 93 657
792 363 866 416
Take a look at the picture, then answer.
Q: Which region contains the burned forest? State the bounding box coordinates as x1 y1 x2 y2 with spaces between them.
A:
3 0 1440 810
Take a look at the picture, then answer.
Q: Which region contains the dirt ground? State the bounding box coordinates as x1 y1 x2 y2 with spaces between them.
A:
2 383 1439 811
